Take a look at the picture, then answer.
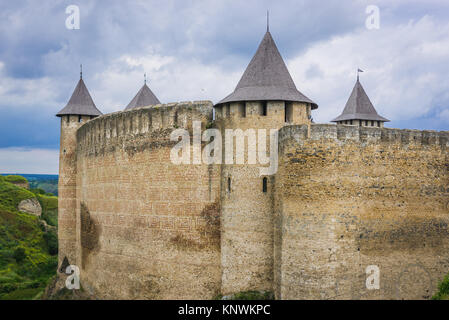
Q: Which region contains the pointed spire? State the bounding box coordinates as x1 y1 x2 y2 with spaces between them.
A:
56 72 102 117
80 64 83 79
331 78 389 123
125 80 161 110
216 29 317 109
267 10 269 32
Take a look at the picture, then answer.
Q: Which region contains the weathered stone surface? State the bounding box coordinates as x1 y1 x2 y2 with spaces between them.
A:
275 124 449 300
18 198 42 216
59 102 221 300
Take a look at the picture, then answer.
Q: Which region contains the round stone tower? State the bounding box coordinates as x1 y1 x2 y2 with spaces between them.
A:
214 27 317 295
56 72 102 269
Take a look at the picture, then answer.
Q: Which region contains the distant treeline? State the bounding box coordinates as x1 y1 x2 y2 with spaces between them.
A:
0 174 58 196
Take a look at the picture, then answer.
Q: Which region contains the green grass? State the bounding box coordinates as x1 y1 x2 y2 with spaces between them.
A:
0 177 58 300
3 175 28 184
36 194 58 227
432 274 449 300
0 177 35 211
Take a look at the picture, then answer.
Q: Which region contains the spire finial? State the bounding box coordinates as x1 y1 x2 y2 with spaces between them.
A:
80 64 83 79
267 10 269 32
357 68 364 81
144 73 146 84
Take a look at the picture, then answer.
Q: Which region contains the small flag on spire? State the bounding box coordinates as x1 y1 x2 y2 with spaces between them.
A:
357 68 364 80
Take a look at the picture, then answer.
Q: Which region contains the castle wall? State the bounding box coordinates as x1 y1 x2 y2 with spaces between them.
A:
275 124 449 299
215 101 311 295
73 102 221 299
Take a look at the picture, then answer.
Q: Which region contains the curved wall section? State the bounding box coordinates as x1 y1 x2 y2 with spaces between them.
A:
74 101 221 299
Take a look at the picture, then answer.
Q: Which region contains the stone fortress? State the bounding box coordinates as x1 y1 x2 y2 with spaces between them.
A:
56 26 449 300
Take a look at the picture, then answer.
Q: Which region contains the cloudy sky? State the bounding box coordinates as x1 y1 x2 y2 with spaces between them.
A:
0 0 448 174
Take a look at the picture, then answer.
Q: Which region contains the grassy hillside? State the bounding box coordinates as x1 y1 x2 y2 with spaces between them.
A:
3 175 28 184
1 174 58 196
0 175 58 300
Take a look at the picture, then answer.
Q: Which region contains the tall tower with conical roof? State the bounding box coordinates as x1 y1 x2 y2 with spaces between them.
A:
331 77 389 127
56 71 102 269
215 25 317 295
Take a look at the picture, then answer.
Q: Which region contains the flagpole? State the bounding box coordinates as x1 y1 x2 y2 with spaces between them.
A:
357 68 363 81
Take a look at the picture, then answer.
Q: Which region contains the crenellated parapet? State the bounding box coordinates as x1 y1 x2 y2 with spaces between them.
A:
279 124 449 151
76 101 213 156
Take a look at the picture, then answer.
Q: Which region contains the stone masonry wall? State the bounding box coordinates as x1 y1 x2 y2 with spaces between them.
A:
275 124 449 299
74 102 221 299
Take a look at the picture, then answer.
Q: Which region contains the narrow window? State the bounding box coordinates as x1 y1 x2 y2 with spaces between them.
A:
371 120 374 126
262 101 267 116
78 115 83 123
226 104 230 117
66 115 70 123
227 177 231 193
285 102 293 123
241 104 246 118
262 177 267 193
377 121 380 127
350 120 353 125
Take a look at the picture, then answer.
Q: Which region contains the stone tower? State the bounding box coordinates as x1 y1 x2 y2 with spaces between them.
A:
214 28 317 294
332 77 389 127
56 72 102 269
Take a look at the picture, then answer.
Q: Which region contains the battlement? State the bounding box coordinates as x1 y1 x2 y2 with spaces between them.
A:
75 101 213 155
279 124 449 152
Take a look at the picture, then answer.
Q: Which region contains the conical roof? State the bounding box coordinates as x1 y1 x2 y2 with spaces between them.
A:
216 31 317 109
125 83 161 110
56 78 102 117
332 79 389 122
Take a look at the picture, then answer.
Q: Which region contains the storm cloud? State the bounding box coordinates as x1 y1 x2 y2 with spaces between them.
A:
0 0 448 173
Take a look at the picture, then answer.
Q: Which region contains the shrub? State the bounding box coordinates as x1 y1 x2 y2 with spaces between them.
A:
432 274 449 300
30 188 46 195
44 231 58 255
4 175 27 184
13 247 26 262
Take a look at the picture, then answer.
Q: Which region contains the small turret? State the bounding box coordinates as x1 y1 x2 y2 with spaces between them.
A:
56 67 102 119
332 76 389 127
124 75 161 110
